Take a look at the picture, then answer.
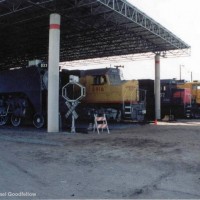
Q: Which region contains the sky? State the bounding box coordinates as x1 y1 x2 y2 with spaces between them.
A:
121 0 200 81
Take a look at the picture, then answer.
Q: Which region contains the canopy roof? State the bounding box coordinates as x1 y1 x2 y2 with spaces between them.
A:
0 0 190 70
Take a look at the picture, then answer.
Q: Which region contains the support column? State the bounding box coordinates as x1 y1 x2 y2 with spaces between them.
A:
155 53 161 120
48 13 61 132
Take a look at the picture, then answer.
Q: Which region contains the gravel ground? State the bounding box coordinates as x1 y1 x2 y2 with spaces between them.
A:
0 120 200 199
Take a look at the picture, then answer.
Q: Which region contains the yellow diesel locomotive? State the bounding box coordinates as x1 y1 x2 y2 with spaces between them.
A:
177 81 200 117
177 81 200 104
61 67 146 122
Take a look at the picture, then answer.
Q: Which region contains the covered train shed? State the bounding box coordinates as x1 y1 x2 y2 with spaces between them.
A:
0 0 190 132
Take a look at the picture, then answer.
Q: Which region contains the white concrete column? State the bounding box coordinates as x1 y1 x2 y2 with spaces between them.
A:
48 13 61 132
155 53 161 120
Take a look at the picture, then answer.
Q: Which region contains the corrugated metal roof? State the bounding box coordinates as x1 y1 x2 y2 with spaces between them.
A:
0 0 190 70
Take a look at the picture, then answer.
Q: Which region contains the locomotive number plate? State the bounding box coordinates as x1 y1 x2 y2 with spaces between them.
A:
92 86 104 92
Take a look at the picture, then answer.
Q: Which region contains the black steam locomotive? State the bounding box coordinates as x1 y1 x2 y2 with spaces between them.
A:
0 62 48 128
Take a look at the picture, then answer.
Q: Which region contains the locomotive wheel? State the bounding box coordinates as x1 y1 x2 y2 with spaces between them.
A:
11 115 21 127
0 116 8 126
33 114 44 128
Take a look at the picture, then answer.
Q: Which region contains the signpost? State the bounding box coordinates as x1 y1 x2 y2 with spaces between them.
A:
62 76 86 133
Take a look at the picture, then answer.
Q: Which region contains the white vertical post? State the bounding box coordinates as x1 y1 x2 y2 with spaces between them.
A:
48 13 61 132
155 53 161 120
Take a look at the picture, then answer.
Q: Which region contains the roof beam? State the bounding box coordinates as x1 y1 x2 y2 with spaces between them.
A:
97 0 190 50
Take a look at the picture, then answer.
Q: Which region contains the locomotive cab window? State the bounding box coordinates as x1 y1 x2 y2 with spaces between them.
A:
93 75 106 85
162 86 166 91
108 74 121 85
192 85 200 90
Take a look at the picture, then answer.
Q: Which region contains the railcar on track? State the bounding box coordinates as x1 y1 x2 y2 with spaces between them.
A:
62 67 147 122
0 63 48 128
0 64 147 128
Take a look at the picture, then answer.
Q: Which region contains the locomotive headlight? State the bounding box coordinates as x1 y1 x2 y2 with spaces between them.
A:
138 109 146 115
142 110 146 114
139 110 146 115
